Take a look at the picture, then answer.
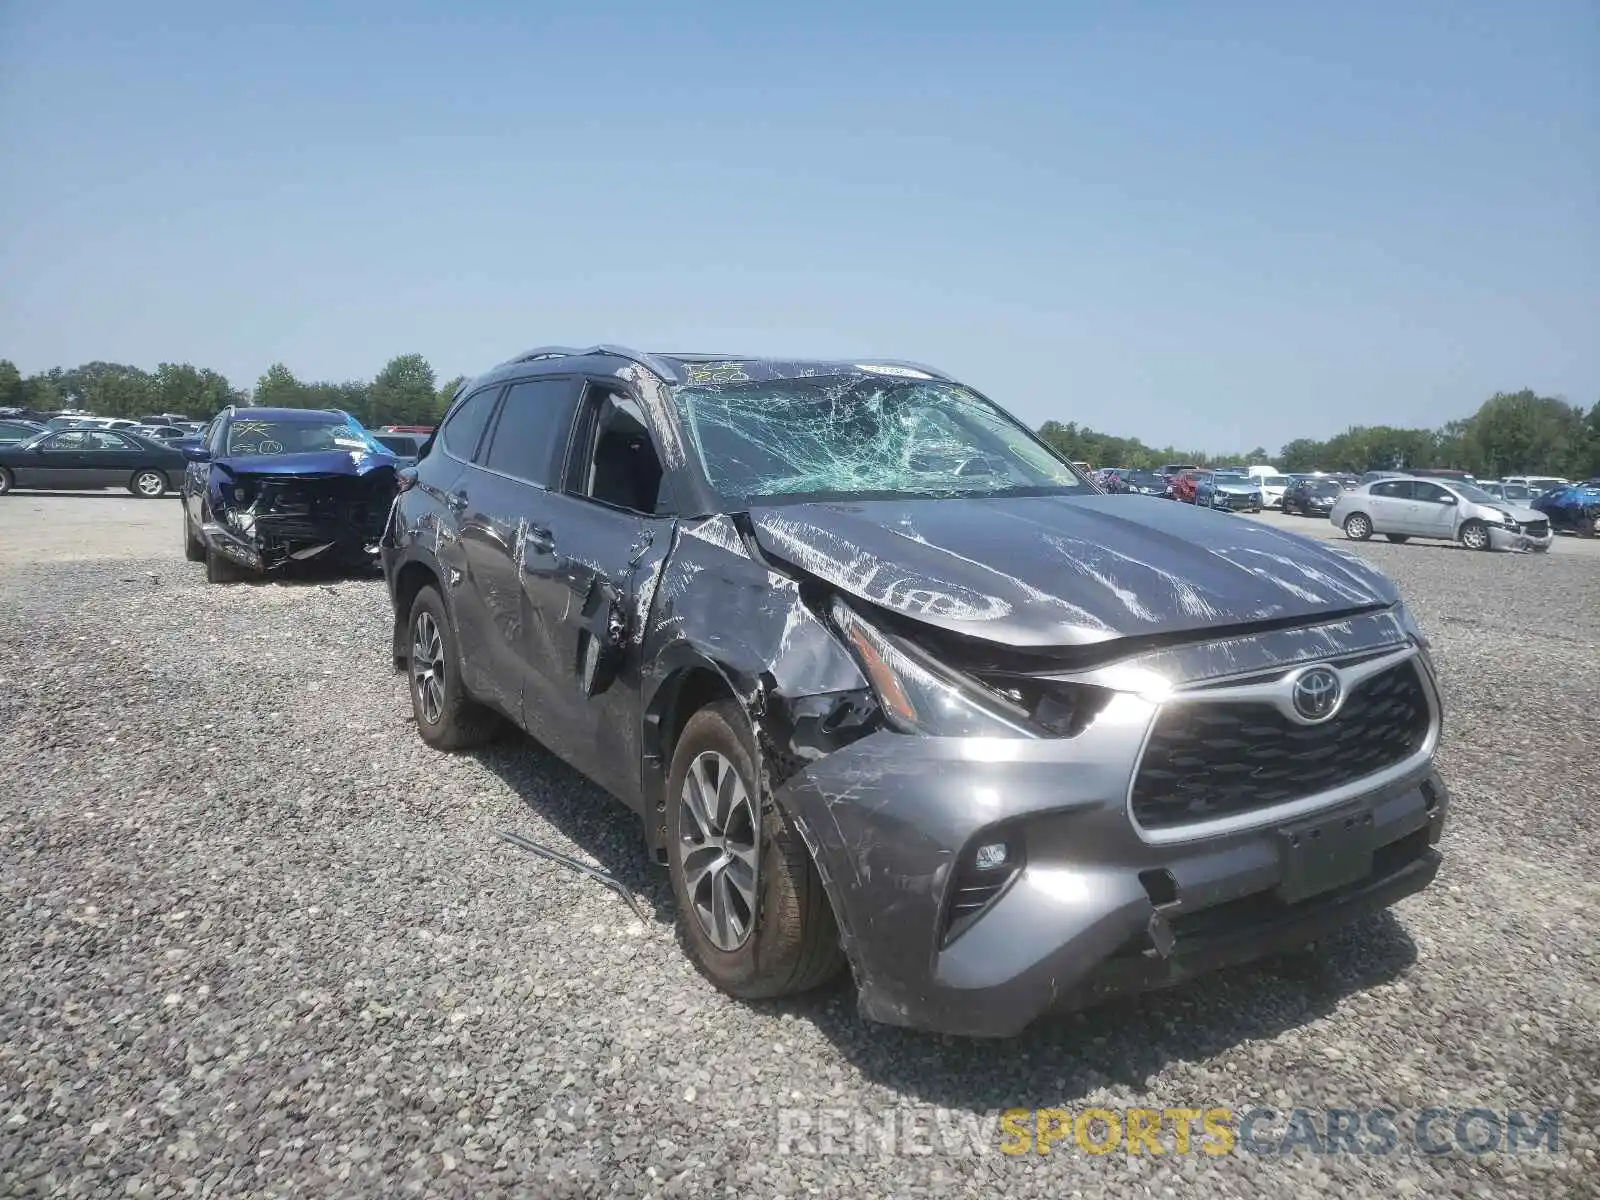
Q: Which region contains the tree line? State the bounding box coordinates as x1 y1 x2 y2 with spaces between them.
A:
4 356 1596 479
1038 389 1600 480
0 355 466 430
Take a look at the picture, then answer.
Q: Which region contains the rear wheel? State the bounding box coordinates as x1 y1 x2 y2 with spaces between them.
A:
407 585 501 750
129 469 167 498
666 701 845 999
1459 520 1491 551
1385 534 1410 544
1343 512 1373 541
0 467 12 496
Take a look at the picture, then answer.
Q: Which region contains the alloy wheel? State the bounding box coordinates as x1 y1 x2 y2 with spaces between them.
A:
1461 523 1489 551
135 471 165 496
411 611 446 725
678 750 760 952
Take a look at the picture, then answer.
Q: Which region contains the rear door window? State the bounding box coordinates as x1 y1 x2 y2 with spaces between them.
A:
1371 481 1413 499
439 387 503 462
481 378 582 487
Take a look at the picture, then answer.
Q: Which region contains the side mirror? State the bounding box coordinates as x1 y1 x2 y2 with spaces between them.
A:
182 446 212 463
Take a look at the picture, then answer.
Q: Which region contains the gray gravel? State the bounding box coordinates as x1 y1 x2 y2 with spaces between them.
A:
1 504 1597 1198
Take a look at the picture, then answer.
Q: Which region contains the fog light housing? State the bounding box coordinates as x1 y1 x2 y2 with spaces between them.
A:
974 842 1010 871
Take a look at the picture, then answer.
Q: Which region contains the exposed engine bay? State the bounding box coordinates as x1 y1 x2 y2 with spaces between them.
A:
209 464 398 572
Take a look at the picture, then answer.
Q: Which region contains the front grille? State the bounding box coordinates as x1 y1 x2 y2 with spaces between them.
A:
1131 661 1432 831
1519 519 1548 537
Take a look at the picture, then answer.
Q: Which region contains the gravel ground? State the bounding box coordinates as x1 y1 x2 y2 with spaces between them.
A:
1 498 1597 1198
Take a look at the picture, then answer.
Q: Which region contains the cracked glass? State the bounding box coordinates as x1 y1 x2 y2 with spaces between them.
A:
671 374 1091 505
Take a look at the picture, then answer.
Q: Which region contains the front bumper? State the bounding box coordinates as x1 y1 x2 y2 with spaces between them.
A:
1487 525 1553 552
200 516 381 574
1208 492 1262 512
777 695 1448 1038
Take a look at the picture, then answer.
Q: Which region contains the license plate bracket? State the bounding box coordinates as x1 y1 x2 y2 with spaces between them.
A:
1275 807 1378 904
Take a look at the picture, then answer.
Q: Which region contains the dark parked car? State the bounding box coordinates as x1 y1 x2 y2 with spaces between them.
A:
0 428 186 497
1281 476 1348 516
382 346 1447 1038
0 419 45 446
181 407 399 582
1119 470 1168 496
374 432 425 467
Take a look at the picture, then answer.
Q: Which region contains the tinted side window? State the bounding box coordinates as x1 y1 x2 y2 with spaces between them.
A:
482 379 580 486
440 387 502 461
1413 483 1451 504
1371 481 1412 499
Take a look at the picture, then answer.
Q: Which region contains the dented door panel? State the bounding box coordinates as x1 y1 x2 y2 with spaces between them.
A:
515 493 676 807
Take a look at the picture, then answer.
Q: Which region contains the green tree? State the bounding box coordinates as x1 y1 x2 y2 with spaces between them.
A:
0 360 22 409
152 362 239 419
18 374 62 411
254 362 309 409
368 354 437 425
1457 390 1586 479
303 380 373 425
435 375 467 420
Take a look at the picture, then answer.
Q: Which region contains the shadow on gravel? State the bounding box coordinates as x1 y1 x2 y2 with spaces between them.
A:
470 737 677 926
789 909 1420 1109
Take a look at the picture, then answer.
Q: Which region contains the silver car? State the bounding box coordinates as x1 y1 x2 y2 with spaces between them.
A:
1329 477 1552 552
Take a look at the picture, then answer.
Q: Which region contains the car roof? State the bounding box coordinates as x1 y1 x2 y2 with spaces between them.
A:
470 344 958 390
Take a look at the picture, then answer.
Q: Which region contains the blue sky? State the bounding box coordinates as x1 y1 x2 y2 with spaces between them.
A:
1 1 1594 452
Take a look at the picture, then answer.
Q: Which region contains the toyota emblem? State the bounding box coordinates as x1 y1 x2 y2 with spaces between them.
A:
1291 666 1343 722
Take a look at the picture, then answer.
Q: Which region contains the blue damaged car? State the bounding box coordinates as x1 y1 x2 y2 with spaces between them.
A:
181 406 399 582
1531 479 1600 538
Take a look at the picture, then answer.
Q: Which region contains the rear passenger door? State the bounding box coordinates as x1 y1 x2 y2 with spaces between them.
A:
1366 480 1414 533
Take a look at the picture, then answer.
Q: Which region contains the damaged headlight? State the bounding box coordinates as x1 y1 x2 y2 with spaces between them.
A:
224 507 257 536
831 600 1039 738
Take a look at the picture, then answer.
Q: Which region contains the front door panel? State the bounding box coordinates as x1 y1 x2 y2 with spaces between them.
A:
516 493 674 807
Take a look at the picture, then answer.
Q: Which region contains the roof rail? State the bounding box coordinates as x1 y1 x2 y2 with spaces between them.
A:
504 345 585 365
500 343 679 380
855 358 956 382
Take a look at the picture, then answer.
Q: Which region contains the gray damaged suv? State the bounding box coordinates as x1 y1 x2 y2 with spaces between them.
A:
382 347 1448 1037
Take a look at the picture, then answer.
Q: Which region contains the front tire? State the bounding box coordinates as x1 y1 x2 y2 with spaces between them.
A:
1459 520 1491 551
0 467 12 496
1343 512 1373 541
666 701 845 999
130 469 167 498
205 546 248 584
406 585 501 750
184 514 205 561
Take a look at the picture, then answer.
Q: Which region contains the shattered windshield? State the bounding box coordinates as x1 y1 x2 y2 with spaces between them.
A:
670 375 1090 504
226 418 382 457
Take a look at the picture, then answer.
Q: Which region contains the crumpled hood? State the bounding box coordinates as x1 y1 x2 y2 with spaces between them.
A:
212 448 397 478
748 493 1400 647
